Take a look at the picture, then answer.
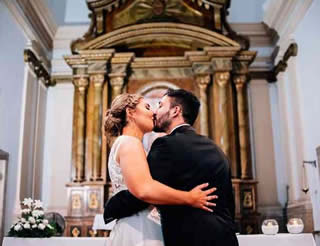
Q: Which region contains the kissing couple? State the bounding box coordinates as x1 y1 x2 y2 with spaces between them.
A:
104 88 238 246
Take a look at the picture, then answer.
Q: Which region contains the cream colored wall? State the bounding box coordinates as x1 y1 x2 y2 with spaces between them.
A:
249 80 282 214
264 0 319 233
42 84 74 216
0 1 28 233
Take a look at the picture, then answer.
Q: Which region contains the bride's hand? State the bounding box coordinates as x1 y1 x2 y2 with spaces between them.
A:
188 183 217 212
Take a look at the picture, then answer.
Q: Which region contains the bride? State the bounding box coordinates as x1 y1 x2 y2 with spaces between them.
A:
104 93 216 246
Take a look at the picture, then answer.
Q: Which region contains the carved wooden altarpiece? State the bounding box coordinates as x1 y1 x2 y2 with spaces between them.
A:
64 0 258 236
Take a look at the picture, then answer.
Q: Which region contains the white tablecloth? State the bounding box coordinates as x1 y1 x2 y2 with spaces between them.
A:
2 233 316 246
237 233 316 246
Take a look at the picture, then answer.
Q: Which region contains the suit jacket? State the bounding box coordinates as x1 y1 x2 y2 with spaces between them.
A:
104 126 238 246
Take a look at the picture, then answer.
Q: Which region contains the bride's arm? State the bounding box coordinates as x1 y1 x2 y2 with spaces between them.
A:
118 138 216 211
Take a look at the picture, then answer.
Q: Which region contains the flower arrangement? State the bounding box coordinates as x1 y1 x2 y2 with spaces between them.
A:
8 198 57 238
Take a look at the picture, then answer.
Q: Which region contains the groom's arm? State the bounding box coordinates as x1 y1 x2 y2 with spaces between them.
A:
104 190 149 223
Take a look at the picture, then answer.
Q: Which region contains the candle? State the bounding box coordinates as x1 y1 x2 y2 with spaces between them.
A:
262 219 279 235
287 218 304 234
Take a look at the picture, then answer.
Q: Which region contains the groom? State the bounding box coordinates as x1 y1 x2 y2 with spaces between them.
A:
104 89 238 246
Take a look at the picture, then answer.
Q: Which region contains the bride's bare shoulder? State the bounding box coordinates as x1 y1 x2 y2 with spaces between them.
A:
118 135 144 152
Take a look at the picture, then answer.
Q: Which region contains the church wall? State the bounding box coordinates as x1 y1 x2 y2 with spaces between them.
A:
64 0 90 24
228 0 267 23
248 80 284 228
42 84 74 216
294 0 320 230
263 0 318 233
0 2 28 232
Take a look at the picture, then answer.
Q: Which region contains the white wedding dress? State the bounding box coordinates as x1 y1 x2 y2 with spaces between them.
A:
107 135 164 246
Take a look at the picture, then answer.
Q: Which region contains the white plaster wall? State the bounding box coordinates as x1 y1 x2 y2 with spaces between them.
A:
44 0 67 25
64 0 90 23
0 2 27 232
228 0 267 23
268 83 288 206
293 0 320 230
33 83 48 199
249 80 280 208
42 84 74 215
19 68 38 201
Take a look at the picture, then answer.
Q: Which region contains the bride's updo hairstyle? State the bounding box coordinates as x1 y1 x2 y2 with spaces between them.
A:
104 93 143 137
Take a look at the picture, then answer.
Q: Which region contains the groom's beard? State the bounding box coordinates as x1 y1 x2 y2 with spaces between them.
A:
153 111 171 133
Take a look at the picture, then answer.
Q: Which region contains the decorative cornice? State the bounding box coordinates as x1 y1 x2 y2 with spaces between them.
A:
24 49 54 87
132 57 191 68
229 23 278 47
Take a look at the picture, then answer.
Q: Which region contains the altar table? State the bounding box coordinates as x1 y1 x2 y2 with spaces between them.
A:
2 233 316 246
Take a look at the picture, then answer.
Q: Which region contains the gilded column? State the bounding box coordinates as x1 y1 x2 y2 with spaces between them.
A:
72 75 89 182
86 74 105 181
195 74 211 136
213 71 231 156
109 75 126 101
234 74 252 179
101 78 109 182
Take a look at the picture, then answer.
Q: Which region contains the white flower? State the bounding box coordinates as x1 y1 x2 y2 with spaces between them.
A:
32 224 37 229
20 218 26 223
33 200 43 209
28 217 36 224
21 209 31 214
22 198 33 207
14 224 22 231
23 223 31 229
38 223 45 230
42 219 49 225
32 210 44 218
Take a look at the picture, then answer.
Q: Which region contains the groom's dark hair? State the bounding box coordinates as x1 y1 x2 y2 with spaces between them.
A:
164 89 200 126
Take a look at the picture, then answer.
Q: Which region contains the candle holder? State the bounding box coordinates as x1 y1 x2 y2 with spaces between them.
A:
261 219 279 235
287 218 304 234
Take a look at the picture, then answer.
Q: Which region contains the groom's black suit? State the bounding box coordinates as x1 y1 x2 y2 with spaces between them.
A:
104 125 238 246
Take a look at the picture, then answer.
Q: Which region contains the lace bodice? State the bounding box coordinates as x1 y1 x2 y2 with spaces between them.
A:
108 136 134 195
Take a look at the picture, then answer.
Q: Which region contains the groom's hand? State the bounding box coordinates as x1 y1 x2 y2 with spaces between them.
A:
189 183 218 212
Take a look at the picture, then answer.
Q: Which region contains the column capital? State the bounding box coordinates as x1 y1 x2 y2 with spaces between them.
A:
233 74 248 88
109 75 125 88
215 71 230 87
195 74 211 89
73 76 89 89
90 74 105 87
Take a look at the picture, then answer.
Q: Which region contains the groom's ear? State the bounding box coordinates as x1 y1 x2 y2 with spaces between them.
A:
172 105 182 118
